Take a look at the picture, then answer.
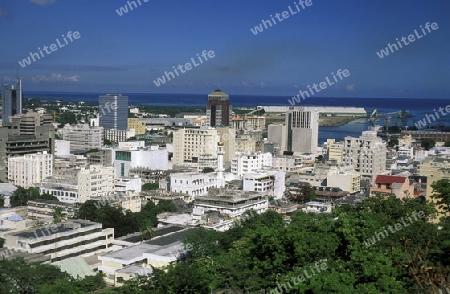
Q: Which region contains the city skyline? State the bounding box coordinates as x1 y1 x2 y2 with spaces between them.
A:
0 0 448 98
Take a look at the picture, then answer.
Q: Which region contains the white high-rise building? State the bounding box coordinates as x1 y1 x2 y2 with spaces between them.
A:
8 152 53 188
342 131 387 178
172 127 219 165
267 107 319 155
285 107 319 154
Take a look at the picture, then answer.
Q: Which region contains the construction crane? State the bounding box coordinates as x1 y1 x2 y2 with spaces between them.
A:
396 109 415 128
366 109 398 130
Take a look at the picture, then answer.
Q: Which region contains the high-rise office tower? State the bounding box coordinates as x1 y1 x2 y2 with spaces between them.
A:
2 77 23 125
285 107 319 154
206 89 232 127
98 94 128 130
268 107 319 155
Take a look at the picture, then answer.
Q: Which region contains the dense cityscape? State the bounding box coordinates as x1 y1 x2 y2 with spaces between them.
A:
1 0 449 293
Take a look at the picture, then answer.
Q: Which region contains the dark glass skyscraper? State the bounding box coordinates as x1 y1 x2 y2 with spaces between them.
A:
98 94 128 130
2 77 22 125
206 89 232 127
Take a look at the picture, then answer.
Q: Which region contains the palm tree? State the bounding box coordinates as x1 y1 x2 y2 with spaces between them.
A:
140 221 155 241
52 207 64 224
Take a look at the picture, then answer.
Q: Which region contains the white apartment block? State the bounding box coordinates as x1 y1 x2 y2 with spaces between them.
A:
3 220 114 263
170 172 225 197
327 166 361 194
342 131 387 178
242 170 286 199
231 151 273 178
172 127 219 165
40 165 115 203
113 147 169 178
272 156 303 172
8 152 53 188
62 124 103 153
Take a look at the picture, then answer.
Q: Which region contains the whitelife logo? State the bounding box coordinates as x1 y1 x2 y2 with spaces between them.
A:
115 0 149 16
288 69 350 106
250 0 313 35
376 22 439 59
18 31 81 68
153 50 215 87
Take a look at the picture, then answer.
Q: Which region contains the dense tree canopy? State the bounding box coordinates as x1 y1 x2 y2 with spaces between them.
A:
2 195 449 293
113 195 449 293
6 187 58 207
75 200 177 238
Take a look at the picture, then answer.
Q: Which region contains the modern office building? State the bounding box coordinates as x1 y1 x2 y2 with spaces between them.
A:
8 152 53 188
267 107 319 155
206 89 232 127
99 94 128 130
2 77 22 125
285 107 319 154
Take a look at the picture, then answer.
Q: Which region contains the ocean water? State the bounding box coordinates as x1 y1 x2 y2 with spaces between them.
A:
25 92 449 143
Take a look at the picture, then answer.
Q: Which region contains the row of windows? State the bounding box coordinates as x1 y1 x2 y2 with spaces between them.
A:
30 228 102 248
51 244 108 263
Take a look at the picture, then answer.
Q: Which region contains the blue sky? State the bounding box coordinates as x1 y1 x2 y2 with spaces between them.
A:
0 0 449 98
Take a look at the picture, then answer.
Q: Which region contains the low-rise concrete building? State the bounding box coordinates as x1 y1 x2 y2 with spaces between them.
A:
98 226 193 285
3 220 114 263
242 170 286 199
193 189 268 219
327 166 361 194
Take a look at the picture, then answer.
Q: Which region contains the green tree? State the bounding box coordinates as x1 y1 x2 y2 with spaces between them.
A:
142 182 159 191
421 138 436 150
52 206 64 224
445 141 450 147
431 179 450 215
57 111 77 126
10 187 58 207
202 167 215 173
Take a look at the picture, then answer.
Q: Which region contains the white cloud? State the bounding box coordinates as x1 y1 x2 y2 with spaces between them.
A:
346 84 356 91
29 0 56 6
32 73 79 83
